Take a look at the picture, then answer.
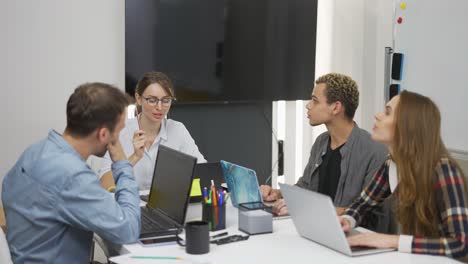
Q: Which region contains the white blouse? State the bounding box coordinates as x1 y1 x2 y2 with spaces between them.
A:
92 118 206 190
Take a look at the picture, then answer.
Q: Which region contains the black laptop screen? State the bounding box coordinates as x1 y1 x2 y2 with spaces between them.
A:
147 145 197 224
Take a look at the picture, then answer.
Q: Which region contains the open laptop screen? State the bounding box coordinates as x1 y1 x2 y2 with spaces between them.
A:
147 145 197 224
220 160 262 207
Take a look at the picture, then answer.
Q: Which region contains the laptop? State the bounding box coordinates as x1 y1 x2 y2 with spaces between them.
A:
139 145 197 239
279 183 395 256
189 162 225 203
220 160 290 219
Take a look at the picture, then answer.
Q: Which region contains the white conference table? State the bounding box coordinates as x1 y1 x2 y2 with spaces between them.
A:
108 200 459 264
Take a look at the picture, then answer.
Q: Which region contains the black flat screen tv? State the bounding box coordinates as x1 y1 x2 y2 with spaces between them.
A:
125 0 317 103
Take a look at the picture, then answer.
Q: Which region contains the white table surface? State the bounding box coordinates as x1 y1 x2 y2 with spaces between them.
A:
108 199 460 264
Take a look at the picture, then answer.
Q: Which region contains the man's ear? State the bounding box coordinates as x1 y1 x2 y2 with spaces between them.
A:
332 101 343 116
96 127 110 143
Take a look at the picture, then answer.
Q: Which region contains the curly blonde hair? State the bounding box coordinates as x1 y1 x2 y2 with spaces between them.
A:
315 73 359 120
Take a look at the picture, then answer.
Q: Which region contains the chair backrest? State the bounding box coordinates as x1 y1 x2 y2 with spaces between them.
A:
456 158 468 177
0 228 12 264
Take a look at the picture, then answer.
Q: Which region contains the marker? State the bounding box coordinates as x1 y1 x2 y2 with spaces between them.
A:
219 190 224 205
203 187 208 203
211 180 217 206
207 189 212 204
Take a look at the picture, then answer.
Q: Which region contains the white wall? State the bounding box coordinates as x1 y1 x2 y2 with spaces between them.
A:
316 0 393 131
0 0 125 199
360 0 394 131
274 0 393 186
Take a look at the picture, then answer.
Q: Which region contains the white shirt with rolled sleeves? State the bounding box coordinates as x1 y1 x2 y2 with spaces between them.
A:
95 118 206 190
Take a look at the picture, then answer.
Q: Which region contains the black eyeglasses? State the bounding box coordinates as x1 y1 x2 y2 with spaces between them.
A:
142 96 174 107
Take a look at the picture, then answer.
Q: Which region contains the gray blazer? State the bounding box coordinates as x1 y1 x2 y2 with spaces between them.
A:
295 124 391 231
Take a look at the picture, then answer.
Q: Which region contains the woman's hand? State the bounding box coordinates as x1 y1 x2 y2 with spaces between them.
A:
339 216 352 233
347 233 399 249
336 207 346 216
129 130 146 166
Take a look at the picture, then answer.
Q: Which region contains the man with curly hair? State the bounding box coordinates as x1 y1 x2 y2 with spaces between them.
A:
261 73 391 232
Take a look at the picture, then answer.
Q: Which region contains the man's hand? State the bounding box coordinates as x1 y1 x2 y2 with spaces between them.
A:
107 140 127 162
272 198 289 216
260 185 281 202
347 233 399 249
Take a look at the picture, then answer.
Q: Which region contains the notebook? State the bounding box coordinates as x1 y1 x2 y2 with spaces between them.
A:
220 160 289 219
279 183 395 256
139 145 197 239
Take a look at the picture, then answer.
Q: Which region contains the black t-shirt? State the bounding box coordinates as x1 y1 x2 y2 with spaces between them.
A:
318 140 345 200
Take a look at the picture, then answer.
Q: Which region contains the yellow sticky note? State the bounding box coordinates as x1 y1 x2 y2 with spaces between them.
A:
190 178 202 196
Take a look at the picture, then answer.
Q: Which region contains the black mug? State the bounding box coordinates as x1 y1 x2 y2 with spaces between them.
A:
177 220 209 254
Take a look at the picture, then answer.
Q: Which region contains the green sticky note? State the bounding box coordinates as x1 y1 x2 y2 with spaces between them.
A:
190 178 202 196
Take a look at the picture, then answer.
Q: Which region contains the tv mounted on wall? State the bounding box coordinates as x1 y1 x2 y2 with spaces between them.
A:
125 0 318 103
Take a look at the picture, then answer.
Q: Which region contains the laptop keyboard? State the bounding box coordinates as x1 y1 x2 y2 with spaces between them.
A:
140 207 178 233
141 215 163 231
350 245 376 252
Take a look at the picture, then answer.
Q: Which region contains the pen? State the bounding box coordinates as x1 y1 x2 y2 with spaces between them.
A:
211 231 228 239
131 256 183 260
135 107 142 130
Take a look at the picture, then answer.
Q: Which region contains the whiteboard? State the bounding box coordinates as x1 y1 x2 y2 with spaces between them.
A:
394 0 468 153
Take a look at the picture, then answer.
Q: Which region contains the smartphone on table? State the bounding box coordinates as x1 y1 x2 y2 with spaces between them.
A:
138 236 179 247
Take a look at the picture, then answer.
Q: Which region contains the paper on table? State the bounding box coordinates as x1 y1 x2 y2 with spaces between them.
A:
109 254 211 264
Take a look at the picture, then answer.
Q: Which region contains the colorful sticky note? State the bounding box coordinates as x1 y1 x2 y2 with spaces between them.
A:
190 178 202 196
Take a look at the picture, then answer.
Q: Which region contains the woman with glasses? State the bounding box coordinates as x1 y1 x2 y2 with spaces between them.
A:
98 71 206 191
339 90 468 260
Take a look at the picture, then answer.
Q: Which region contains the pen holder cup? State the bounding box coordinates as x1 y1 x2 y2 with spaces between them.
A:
202 203 226 231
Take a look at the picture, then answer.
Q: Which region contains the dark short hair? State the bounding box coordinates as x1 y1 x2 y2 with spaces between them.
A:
315 73 359 120
65 82 130 137
135 71 175 98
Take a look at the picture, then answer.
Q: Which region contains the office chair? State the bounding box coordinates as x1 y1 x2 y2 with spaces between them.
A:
91 234 123 264
456 158 468 177
0 228 12 264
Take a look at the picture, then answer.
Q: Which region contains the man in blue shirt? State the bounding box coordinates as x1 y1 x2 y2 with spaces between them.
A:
2 83 141 263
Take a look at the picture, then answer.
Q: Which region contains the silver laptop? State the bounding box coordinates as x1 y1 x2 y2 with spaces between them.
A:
279 183 395 256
